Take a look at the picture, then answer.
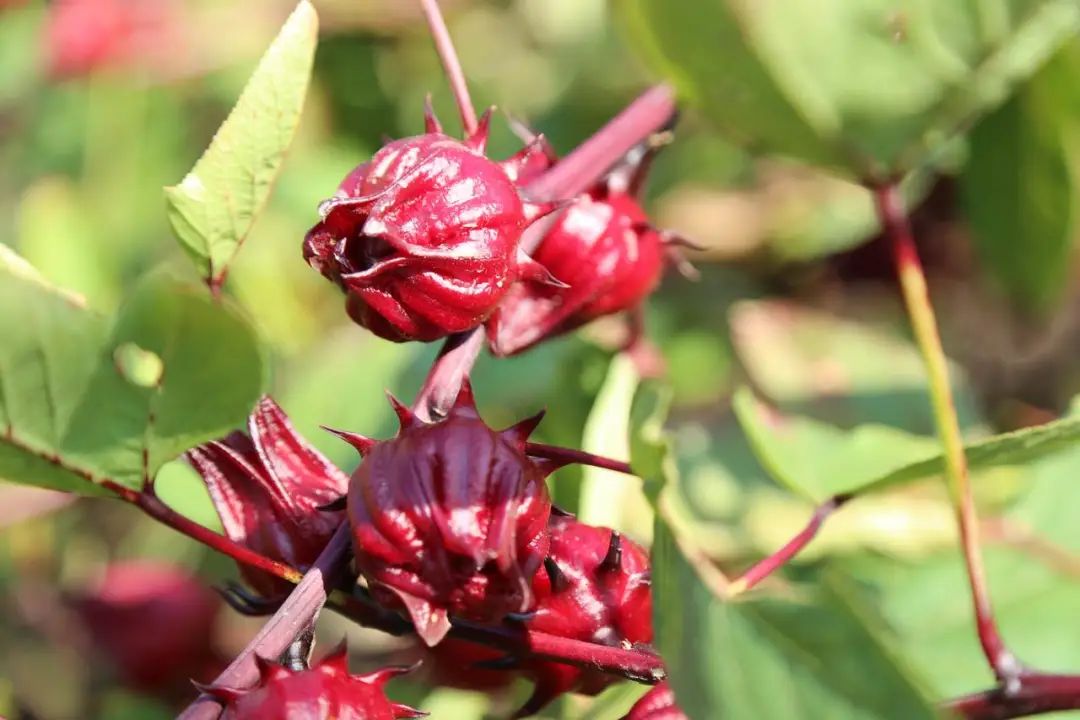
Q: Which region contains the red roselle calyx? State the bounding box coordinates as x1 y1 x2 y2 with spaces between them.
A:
515 515 653 716
623 682 686 720
303 102 560 343
201 643 425 720
185 396 348 598
418 516 653 715
328 380 557 646
70 561 223 695
487 134 682 357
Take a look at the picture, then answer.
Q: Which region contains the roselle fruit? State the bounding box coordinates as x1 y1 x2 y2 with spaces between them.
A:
44 0 181 79
328 380 554 646
514 516 653 715
71 561 224 696
487 139 677 357
304 103 559 343
200 643 425 720
623 682 686 720
186 396 349 598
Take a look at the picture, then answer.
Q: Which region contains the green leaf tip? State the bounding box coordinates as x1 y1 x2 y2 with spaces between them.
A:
164 0 319 289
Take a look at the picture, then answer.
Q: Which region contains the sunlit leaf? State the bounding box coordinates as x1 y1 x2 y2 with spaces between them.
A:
0 256 265 493
164 1 318 286
620 0 1080 175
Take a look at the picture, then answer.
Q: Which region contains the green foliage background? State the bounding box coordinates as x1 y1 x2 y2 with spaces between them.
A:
2 0 1080 718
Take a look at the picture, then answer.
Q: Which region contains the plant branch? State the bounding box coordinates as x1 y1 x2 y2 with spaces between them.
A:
101 481 303 586
419 0 477 135
872 181 1017 684
728 494 851 595
178 523 352 719
946 673 1080 719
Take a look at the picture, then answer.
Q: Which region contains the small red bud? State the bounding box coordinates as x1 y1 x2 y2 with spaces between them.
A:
70 561 223 696
487 150 670 357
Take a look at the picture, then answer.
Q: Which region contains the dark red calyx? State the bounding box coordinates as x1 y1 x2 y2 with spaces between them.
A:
412 637 518 693
185 396 349 599
513 516 653 716
303 103 560 343
334 379 555 646
70 561 223 696
622 682 687 720
202 642 425 720
487 134 682 357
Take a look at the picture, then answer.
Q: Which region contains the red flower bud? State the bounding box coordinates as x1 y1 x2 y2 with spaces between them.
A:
330 380 554 646
186 396 348 598
487 140 682 357
623 682 686 720
44 0 182 79
202 643 425 720
515 516 652 716
70 561 223 695
304 104 558 343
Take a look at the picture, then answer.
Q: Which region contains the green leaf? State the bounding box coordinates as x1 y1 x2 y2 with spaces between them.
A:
0 257 265 494
579 355 644 529
620 0 1080 175
961 43 1079 313
866 412 1080 493
652 514 939 719
164 1 318 285
733 387 940 502
733 386 1080 499
629 380 677 506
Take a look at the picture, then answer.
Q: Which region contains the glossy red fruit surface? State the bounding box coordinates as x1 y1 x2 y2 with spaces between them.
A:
304 107 556 343
186 396 349 598
515 516 653 716
623 682 687 720
335 381 553 646
205 644 425 720
487 163 667 356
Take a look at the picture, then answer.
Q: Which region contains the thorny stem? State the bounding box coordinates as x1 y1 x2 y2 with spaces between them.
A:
419 0 477 135
728 494 851 595
872 182 1017 684
101 481 302 586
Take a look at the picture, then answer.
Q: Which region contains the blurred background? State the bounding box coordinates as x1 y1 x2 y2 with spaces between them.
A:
2 0 1080 717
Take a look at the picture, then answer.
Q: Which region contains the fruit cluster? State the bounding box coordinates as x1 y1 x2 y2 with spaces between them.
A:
184 9 689 719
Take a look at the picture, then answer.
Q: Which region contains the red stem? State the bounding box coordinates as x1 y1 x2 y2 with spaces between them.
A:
872 182 1017 683
450 621 664 683
729 494 850 594
178 523 352 719
947 673 1080 719
102 481 301 585
525 442 634 475
419 0 477 135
